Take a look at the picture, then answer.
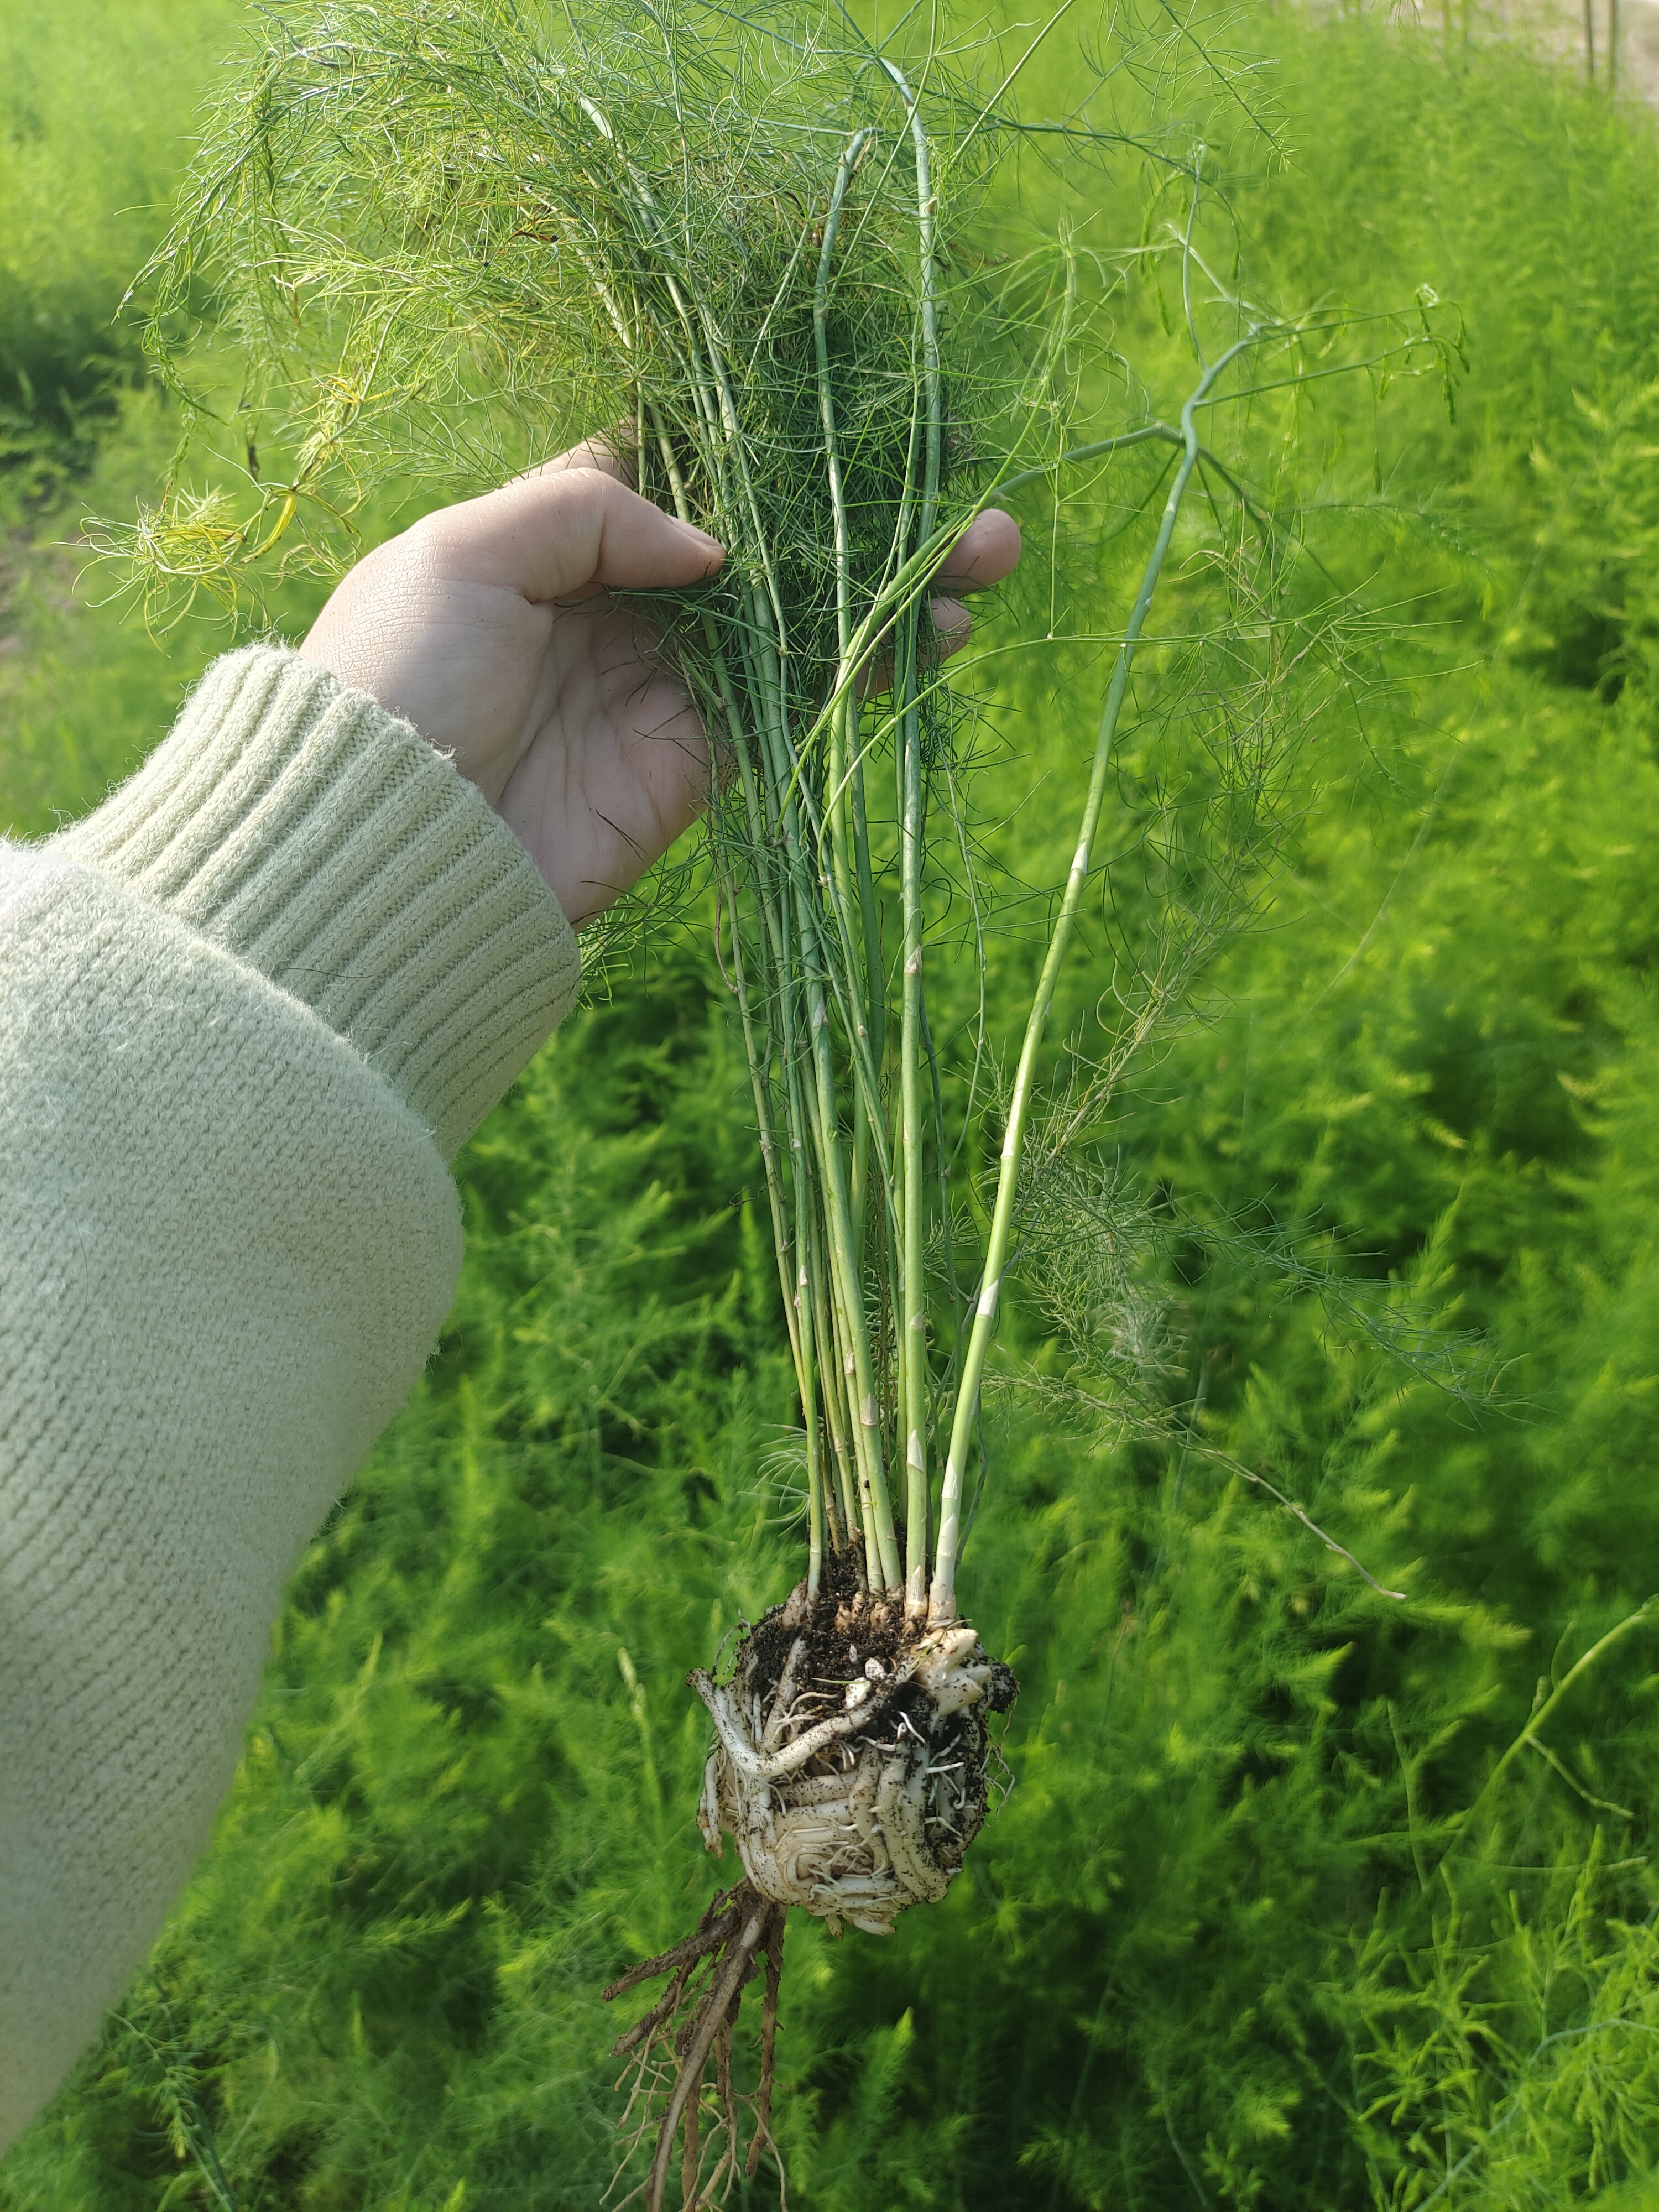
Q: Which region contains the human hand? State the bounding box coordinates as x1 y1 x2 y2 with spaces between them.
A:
300 439 1021 926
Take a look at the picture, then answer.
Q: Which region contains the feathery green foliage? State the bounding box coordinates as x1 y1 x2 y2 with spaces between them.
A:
102 0 1456 1650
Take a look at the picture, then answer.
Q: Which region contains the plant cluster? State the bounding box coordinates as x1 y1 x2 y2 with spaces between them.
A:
90 0 1470 2198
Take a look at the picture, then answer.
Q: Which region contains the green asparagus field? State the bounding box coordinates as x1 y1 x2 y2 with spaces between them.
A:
11 1 1659 2204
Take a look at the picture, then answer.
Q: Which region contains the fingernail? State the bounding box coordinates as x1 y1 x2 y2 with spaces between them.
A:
682 524 724 553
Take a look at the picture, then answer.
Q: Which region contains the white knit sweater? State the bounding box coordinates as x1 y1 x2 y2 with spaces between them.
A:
0 645 581 2151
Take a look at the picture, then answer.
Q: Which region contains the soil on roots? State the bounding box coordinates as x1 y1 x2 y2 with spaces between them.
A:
697 1559 1019 1935
604 1556 1017 2208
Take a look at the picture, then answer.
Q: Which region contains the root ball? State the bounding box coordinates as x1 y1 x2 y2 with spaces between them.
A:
691 1577 1018 1937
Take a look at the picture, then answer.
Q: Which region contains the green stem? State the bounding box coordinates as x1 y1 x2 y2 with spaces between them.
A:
726 888 825 1590
807 1207 862 1576
785 426 1185 823
815 128 877 1255
743 575 901 1595
650 397 831 1594
928 337 1258 1623
884 62 942 1618
681 504 841 1595
1444 1597 1657 1861
803 907 901 1594
991 422 1183 502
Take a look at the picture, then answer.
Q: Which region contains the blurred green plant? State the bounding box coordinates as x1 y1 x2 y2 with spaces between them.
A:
0 0 247 506
10 0 1659 2206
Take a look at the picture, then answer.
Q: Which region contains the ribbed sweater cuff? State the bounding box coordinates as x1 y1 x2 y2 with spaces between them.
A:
56 644 581 1158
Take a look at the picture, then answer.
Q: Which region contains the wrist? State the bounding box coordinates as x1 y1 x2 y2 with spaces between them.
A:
55 643 581 1157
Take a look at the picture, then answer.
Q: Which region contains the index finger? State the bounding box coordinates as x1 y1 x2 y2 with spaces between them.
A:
517 428 637 490
421 466 723 604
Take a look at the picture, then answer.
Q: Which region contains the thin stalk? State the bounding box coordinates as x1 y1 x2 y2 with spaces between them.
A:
815 128 875 1249
726 435 900 1274
693 305 800 709
802 906 901 1594
692 533 844 1600
1444 1597 1657 1861
784 427 1186 811
786 707 908 1332
991 422 1183 501
928 333 1262 1624
802 1305 826 1588
654 397 831 1592
726 684 836 1500
722 884 796 1383
849 752 885 1085
820 1207 880 1590
880 59 942 1618
807 1209 863 1573
781 858 893 1583
896 644 930 1610
725 891 825 1589
920 992 963 1395
739 561 902 1594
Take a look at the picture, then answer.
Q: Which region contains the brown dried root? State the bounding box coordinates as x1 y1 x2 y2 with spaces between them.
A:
604 1880 786 2211
604 1576 1016 2208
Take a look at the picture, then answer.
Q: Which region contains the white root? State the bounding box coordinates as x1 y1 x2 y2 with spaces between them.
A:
697 1750 723 1855
692 1613 999 1936
875 1754 952 1903
761 1635 808 1751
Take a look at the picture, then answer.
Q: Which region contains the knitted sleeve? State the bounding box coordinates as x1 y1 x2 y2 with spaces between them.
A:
0 644 582 2152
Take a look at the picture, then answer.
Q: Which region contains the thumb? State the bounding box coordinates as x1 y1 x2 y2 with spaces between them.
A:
422 467 724 604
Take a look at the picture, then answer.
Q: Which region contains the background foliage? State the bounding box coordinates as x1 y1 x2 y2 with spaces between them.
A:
8 2 1659 2204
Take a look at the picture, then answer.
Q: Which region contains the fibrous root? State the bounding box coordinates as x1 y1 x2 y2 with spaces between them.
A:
603 1576 1016 2209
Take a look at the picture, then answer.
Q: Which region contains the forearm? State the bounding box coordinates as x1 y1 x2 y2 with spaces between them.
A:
0 648 579 2150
